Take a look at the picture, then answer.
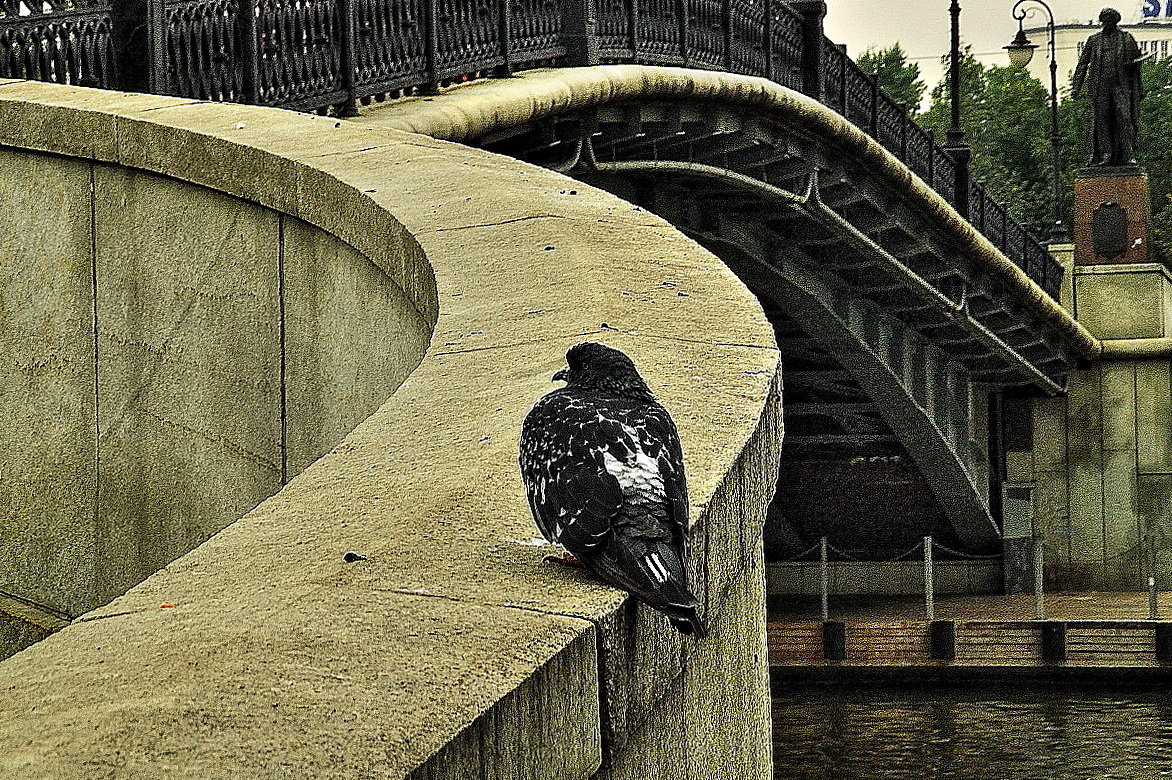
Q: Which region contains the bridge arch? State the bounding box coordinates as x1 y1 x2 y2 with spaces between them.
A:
365 65 1099 550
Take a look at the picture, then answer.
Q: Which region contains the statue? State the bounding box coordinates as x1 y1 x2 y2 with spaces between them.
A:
1072 7 1146 167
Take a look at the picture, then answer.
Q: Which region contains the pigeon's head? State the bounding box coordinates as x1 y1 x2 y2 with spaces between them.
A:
553 342 653 398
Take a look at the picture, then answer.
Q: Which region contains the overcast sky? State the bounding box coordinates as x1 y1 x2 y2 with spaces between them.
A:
823 0 1154 91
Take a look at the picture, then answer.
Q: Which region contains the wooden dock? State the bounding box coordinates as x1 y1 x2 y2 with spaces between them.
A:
769 593 1172 678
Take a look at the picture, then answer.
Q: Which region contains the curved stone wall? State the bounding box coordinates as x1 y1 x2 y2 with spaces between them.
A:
0 147 432 621
0 80 781 777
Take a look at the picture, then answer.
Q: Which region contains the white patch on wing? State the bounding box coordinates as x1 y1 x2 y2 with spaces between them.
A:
644 552 669 583
601 445 664 497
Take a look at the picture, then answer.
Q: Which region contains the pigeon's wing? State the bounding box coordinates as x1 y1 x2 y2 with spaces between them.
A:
640 401 689 546
519 392 624 553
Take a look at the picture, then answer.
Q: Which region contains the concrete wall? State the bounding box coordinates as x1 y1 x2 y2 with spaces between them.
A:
1023 248 1172 590
0 148 431 626
0 80 781 778
1031 357 1172 589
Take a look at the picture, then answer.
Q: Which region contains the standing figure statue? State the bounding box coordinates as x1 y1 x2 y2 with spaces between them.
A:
1072 7 1145 166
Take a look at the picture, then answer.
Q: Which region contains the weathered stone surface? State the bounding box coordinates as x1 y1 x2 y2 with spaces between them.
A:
1066 366 1105 566
1073 263 1172 340
1139 474 1172 580
93 165 284 605
1033 355 1172 590
1135 359 1172 473
0 148 97 617
1100 362 1138 452
0 81 780 778
0 589 598 778
282 217 432 477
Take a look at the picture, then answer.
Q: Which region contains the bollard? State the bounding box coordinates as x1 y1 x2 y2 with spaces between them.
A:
1156 624 1172 664
1034 538 1045 620
822 620 846 661
1040 621 1067 662
929 620 956 661
820 536 829 623
924 536 934 621
1151 577 1160 621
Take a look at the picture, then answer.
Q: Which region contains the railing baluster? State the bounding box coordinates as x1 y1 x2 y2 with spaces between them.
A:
240 0 258 104
497 0 514 75
423 0 438 91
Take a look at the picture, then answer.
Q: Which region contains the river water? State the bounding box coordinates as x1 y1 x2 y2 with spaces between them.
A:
772 683 1172 779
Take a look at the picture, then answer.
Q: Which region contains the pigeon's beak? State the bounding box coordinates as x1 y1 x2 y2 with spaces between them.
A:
552 368 568 383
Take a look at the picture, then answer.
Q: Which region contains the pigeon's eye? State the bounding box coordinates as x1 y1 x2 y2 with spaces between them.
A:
580 362 591 370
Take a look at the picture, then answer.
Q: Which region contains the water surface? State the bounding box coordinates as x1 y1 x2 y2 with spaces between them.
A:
773 683 1172 779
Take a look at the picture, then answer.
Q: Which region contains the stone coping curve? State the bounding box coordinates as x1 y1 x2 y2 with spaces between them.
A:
0 80 780 776
363 65 1102 361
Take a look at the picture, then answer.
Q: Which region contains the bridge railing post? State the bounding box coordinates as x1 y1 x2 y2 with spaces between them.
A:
423 0 440 93
495 0 515 77
562 0 600 67
239 0 260 105
112 0 150 92
144 0 168 95
338 0 359 115
789 0 827 102
951 145 971 219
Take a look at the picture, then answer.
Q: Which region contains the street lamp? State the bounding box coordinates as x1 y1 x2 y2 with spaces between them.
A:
1005 0 1072 244
945 0 971 218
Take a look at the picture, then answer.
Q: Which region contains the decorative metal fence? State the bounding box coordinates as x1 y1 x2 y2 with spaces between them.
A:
3 0 1064 299
818 39 1065 297
0 0 115 87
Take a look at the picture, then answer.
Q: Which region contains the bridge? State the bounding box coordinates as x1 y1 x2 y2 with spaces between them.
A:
0 0 1147 777
1 0 1098 555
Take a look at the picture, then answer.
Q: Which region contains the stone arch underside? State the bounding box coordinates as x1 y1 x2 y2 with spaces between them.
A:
365 67 1095 551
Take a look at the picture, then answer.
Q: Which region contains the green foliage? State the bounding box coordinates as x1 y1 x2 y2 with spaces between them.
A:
912 47 1172 253
857 44 926 112
1136 57 1172 263
918 48 1053 237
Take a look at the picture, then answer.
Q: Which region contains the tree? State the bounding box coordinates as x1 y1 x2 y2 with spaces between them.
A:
1136 57 1172 264
918 48 1053 238
857 44 926 112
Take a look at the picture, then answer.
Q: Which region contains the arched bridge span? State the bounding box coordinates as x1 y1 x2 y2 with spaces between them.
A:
367 66 1099 550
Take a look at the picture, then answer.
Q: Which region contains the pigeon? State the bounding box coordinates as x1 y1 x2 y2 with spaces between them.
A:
518 342 707 637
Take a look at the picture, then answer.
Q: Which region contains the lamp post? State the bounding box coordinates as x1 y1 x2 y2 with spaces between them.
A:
945 0 971 218
1005 0 1072 244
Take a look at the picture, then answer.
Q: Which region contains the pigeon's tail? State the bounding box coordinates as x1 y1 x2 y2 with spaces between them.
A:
588 537 709 639
667 604 708 639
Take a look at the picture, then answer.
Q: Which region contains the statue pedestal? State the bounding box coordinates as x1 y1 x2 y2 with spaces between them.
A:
1073 263 1172 340
1071 168 1170 339
1073 167 1151 266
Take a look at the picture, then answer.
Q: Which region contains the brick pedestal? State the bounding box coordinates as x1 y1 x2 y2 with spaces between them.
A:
1073 168 1152 266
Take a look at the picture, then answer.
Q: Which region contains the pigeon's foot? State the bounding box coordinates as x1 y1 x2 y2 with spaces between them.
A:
542 551 583 567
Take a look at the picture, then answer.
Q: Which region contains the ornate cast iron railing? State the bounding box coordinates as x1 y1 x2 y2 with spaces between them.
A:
4 0 1063 299
0 0 115 87
818 38 1064 298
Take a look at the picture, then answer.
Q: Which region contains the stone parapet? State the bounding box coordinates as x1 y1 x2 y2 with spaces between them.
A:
0 80 780 777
